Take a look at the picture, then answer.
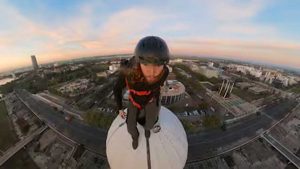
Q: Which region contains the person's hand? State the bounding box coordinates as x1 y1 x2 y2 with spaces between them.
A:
119 109 126 119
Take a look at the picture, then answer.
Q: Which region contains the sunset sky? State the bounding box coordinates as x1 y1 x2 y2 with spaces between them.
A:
0 0 300 73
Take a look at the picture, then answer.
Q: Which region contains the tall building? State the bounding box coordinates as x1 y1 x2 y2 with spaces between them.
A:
31 55 39 71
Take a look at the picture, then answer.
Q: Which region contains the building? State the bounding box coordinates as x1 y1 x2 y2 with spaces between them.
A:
219 80 234 98
236 82 253 90
228 64 262 78
58 79 91 97
248 86 268 95
272 78 284 88
208 62 214 68
11 73 16 79
96 72 107 78
70 64 84 71
287 76 298 86
166 65 172 73
169 58 183 64
199 66 219 78
107 64 120 75
161 80 186 105
274 74 299 87
189 62 219 78
31 55 39 71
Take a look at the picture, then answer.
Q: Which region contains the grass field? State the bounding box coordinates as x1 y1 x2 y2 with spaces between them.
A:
0 149 39 169
232 88 266 102
291 86 300 94
0 100 19 151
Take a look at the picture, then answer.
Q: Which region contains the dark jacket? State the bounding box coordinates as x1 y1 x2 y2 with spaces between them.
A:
113 57 169 111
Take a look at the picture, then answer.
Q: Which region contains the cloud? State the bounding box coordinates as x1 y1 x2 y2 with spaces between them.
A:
196 0 276 38
73 7 164 54
160 23 190 32
172 38 300 51
218 23 277 36
31 7 162 67
168 37 300 68
96 7 161 49
201 0 267 22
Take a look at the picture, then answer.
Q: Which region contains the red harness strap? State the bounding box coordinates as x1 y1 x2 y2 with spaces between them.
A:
125 78 151 110
128 95 142 110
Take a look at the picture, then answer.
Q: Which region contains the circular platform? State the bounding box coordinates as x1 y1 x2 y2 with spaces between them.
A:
106 106 188 169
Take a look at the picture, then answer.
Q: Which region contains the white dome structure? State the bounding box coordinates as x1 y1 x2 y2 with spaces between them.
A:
106 106 188 169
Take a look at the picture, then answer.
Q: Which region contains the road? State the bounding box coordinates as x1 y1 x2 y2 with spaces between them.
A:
187 99 297 162
35 93 83 120
261 133 300 168
0 126 47 166
15 89 107 158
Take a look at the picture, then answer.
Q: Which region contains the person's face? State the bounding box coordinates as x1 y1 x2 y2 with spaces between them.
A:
140 63 164 84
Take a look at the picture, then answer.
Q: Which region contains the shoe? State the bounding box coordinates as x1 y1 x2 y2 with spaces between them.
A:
132 138 138 150
152 117 161 133
152 125 161 133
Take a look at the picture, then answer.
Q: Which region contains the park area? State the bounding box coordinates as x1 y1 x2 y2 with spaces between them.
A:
0 100 40 169
0 100 19 152
232 88 267 102
0 149 39 169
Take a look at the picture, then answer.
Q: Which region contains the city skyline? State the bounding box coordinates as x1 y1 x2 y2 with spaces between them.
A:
1 0 300 73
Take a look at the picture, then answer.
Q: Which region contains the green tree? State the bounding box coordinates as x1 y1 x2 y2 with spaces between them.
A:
198 102 208 110
203 115 221 129
180 119 198 133
83 110 114 129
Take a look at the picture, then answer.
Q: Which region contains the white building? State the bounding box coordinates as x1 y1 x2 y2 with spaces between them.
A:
228 64 262 78
170 58 183 64
70 64 84 71
96 72 107 78
274 74 298 87
236 82 253 89
199 66 219 78
249 69 262 78
190 64 200 72
189 62 219 78
58 79 91 97
248 86 268 95
288 76 298 86
161 80 186 105
166 65 173 73
208 62 214 68
107 64 120 74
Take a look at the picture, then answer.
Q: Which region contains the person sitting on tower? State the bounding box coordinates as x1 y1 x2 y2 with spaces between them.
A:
113 36 170 150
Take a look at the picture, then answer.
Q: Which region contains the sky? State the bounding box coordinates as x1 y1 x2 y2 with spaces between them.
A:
0 0 300 73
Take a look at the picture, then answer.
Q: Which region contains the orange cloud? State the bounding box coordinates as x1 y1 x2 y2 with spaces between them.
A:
168 38 300 68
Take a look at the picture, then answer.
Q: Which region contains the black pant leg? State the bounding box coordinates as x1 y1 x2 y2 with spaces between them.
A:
126 101 139 140
144 97 161 130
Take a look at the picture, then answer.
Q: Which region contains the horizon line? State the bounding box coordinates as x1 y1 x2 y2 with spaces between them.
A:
1 53 300 75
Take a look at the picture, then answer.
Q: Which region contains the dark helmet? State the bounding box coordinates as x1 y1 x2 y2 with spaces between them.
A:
134 36 170 65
